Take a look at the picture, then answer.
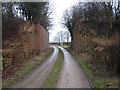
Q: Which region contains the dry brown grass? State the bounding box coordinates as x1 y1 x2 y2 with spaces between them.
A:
92 36 119 46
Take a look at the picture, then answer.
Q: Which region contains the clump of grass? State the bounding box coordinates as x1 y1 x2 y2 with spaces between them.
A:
2 48 53 88
42 49 64 88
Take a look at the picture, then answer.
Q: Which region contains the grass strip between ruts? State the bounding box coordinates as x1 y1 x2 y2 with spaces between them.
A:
42 48 64 88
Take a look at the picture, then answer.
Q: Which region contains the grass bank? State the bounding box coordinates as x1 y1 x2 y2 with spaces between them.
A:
42 48 64 88
69 48 118 88
2 48 53 88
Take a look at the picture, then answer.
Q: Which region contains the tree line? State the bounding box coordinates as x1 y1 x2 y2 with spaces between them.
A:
2 2 51 29
62 1 120 39
54 31 70 43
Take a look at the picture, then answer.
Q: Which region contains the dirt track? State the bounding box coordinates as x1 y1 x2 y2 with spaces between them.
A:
12 46 91 88
56 46 91 88
12 46 58 88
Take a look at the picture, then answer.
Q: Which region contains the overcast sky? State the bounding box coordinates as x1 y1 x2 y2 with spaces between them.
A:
48 0 79 42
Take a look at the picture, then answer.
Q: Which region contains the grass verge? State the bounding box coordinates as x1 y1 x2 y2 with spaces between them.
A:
69 48 118 88
2 48 53 88
42 48 64 88
61 45 69 49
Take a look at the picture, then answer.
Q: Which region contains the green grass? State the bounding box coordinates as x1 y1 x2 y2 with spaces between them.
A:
0 53 3 74
49 44 69 49
2 48 53 88
69 49 118 88
42 49 64 88
61 45 69 49
75 57 92 78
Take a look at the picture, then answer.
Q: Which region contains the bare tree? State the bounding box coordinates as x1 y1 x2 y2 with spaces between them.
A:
63 31 71 42
62 10 74 40
54 35 60 44
62 1 120 38
54 31 70 45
